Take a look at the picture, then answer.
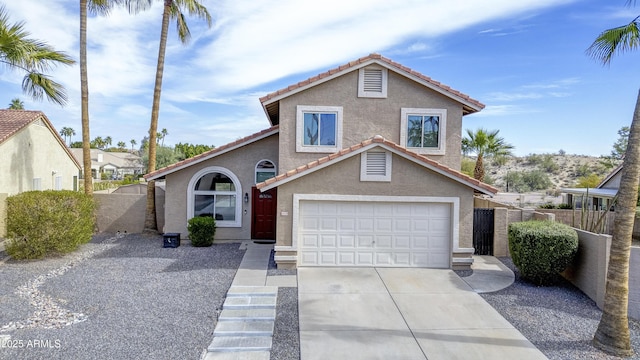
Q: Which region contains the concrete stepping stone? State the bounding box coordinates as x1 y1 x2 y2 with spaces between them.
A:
218 308 276 321
208 336 272 352
203 351 271 360
214 320 274 337
223 296 276 310
226 286 278 297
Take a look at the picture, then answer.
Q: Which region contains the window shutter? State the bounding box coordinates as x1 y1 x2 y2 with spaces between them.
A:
363 69 383 93
366 151 387 176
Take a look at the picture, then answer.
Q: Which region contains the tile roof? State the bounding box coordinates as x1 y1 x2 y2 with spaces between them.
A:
0 109 45 144
0 109 81 169
257 135 497 195
145 125 279 180
260 53 484 115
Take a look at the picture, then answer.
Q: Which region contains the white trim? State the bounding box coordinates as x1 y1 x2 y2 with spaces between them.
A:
400 108 447 155
291 194 462 266
186 166 242 227
296 105 343 153
255 159 276 184
146 128 279 180
360 150 391 182
358 66 387 98
261 59 483 113
260 142 494 195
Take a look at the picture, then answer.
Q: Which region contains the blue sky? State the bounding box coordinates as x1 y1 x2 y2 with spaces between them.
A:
1 0 638 157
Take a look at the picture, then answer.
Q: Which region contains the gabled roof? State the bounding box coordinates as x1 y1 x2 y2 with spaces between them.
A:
257 135 497 195
68 148 143 169
0 109 81 169
598 163 623 188
260 53 485 125
145 125 279 180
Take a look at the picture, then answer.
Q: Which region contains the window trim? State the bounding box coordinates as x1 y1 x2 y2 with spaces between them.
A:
296 105 343 153
358 66 388 98
400 108 447 155
255 159 276 184
187 166 242 227
360 150 392 182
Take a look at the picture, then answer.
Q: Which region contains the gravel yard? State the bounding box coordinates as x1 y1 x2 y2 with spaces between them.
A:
0 233 244 360
481 257 640 360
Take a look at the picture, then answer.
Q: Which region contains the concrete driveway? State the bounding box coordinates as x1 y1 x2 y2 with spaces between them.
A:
298 267 547 360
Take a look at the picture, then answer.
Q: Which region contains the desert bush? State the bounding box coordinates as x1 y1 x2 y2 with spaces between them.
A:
188 216 216 247
538 154 559 173
558 203 573 209
461 157 475 177
576 174 602 188
492 155 509 167
508 221 578 285
505 170 552 193
538 203 556 209
6 191 95 259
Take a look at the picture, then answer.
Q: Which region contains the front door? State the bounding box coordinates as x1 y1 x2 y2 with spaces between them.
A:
251 187 277 240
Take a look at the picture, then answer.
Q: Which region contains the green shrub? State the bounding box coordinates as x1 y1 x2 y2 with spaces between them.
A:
509 221 578 285
538 203 556 209
188 216 216 247
6 191 95 259
558 203 573 209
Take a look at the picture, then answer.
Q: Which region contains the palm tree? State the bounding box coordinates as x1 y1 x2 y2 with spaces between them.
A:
0 6 75 105
117 141 126 150
60 127 76 146
588 3 640 356
461 128 514 182
160 128 168 146
104 136 112 148
7 98 24 109
143 0 212 233
130 139 137 152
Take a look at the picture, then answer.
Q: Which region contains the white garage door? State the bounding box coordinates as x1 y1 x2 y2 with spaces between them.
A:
298 200 451 267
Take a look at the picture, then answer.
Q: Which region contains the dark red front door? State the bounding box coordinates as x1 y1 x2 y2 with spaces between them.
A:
251 187 277 240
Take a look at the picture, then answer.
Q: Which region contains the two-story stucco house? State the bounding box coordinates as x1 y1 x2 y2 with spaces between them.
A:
0 110 81 195
145 54 497 269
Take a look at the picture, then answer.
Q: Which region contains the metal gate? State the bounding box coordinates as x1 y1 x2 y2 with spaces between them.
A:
473 208 494 255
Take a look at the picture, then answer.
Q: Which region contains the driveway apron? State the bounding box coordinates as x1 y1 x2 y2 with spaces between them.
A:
298 267 547 360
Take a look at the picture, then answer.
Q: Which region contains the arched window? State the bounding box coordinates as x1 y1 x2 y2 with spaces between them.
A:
187 167 242 227
255 159 276 184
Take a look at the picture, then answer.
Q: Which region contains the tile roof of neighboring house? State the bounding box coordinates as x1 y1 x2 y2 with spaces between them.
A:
0 109 81 169
260 53 485 124
69 148 143 169
257 135 497 195
145 125 280 180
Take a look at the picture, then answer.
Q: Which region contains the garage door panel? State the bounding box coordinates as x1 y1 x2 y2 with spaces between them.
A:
299 200 451 268
338 252 356 265
339 235 355 248
320 234 337 247
375 235 393 248
357 235 374 248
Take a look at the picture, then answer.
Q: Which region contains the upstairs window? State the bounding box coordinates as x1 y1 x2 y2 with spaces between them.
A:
400 108 447 155
296 105 343 153
358 66 388 98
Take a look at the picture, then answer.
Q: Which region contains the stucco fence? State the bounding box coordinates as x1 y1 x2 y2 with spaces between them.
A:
0 185 165 239
475 196 640 320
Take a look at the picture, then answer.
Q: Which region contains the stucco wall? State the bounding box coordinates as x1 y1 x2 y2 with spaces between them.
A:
274 152 475 260
0 122 78 195
0 193 6 238
277 70 464 174
94 193 146 233
561 229 611 310
163 134 279 239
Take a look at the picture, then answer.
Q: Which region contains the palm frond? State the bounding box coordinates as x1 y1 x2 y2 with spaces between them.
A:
22 72 69 106
587 17 640 65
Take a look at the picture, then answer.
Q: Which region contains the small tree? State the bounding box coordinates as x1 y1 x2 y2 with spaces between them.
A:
462 128 514 182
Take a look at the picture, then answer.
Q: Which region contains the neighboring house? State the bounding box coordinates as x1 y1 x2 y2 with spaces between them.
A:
0 110 81 195
69 148 144 180
562 164 622 210
145 53 497 269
